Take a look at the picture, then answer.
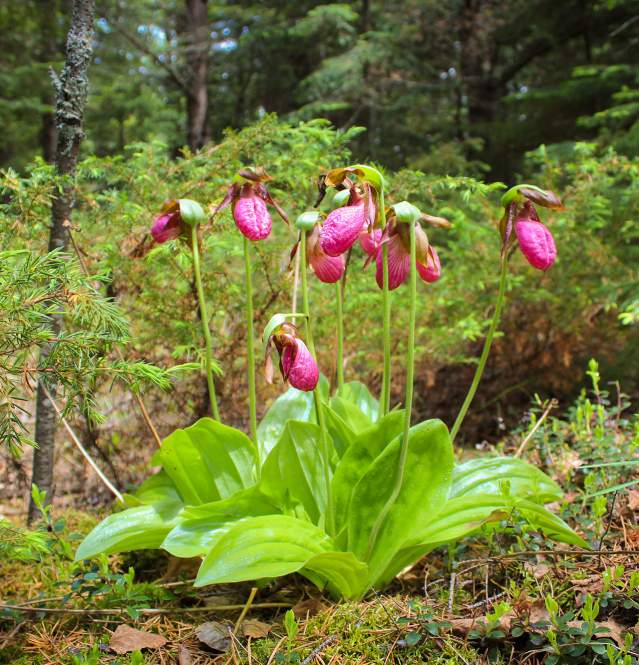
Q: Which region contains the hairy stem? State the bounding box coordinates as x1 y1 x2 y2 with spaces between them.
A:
243 236 258 444
336 280 345 391
365 219 417 560
300 231 334 535
450 258 509 443
191 225 220 421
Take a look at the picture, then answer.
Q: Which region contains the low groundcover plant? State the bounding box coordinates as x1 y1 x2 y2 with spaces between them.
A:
76 165 586 601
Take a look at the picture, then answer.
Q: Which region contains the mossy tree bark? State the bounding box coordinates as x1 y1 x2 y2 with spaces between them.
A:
28 0 96 523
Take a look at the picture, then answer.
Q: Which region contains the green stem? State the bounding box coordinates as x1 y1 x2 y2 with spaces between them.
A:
300 231 334 535
365 219 417 561
336 280 344 391
191 225 220 421
243 236 258 444
450 258 509 443
379 190 391 417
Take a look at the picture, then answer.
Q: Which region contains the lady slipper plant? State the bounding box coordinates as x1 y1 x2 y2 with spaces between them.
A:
77 172 584 602
151 199 221 421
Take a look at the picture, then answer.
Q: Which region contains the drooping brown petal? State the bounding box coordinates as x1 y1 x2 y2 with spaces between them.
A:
519 187 564 211
420 213 452 229
210 183 240 220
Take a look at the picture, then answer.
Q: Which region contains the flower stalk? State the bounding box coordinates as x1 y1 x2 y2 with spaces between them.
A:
366 217 418 559
243 236 258 443
450 256 509 443
379 189 391 417
335 279 345 391
300 230 335 535
191 225 220 421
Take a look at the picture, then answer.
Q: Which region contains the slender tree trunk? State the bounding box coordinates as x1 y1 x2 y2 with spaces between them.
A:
185 0 210 150
28 0 96 523
40 0 60 162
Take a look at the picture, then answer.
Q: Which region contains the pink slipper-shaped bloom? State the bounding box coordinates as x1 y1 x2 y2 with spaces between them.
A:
416 246 441 283
320 202 367 257
359 228 383 256
151 210 183 243
281 338 319 392
305 224 345 283
376 233 411 290
375 222 442 290
233 191 272 241
514 203 557 271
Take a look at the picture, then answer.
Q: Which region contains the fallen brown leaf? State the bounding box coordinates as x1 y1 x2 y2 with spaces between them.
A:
293 597 327 619
195 621 231 652
627 489 639 512
178 644 193 665
242 619 273 639
109 625 167 655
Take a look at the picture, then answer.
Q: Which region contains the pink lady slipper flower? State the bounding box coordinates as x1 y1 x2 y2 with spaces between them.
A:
374 217 442 290
211 167 288 241
306 224 345 283
265 322 319 392
500 186 563 271
150 199 206 244
320 184 377 257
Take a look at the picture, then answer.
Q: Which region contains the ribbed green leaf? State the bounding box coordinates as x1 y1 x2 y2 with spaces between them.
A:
260 420 326 524
257 376 329 460
323 405 357 458
330 394 376 432
302 551 370 600
347 419 454 583
76 502 182 560
161 488 278 558
451 457 562 503
332 411 404 534
160 418 256 505
335 381 379 423
194 515 334 587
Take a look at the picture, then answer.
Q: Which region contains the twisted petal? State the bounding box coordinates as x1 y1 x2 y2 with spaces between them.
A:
375 234 410 290
320 203 366 257
359 228 382 256
233 194 272 241
515 218 557 271
281 339 319 392
309 251 345 283
417 246 441 283
151 211 182 244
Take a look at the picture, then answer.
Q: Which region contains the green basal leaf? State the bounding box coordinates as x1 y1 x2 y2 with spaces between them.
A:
335 381 379 422
302 551 370 600
76 501 183 560
323 404 357 459
330 395 375 433
259 420 327 524
451 457 563 504
161 487 278 558
160 418 257 505
332 411 404 535
178 198 206 226
194 515 334 587
347 419 454 583
257 376 329 460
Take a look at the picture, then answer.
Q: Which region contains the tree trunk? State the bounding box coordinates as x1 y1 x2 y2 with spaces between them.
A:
39 0 60 162
185 0 210 150
28 0 96 523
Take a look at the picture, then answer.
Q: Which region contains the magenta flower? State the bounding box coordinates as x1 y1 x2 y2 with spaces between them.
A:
212 168 288 241
265 323 319 392
320 186 376 257
281 338 319 391
151 210 183 243
374 220 442 290
514 202 557 271
233 188 272 241
359 228 383 256
306 224 345 283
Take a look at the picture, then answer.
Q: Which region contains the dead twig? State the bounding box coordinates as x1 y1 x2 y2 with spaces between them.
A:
300 635 338 665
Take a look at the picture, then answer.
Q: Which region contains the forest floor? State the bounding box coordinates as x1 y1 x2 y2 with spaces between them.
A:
1 392 638 664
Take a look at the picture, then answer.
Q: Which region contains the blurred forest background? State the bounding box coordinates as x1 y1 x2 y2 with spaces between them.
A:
1 0 638 503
